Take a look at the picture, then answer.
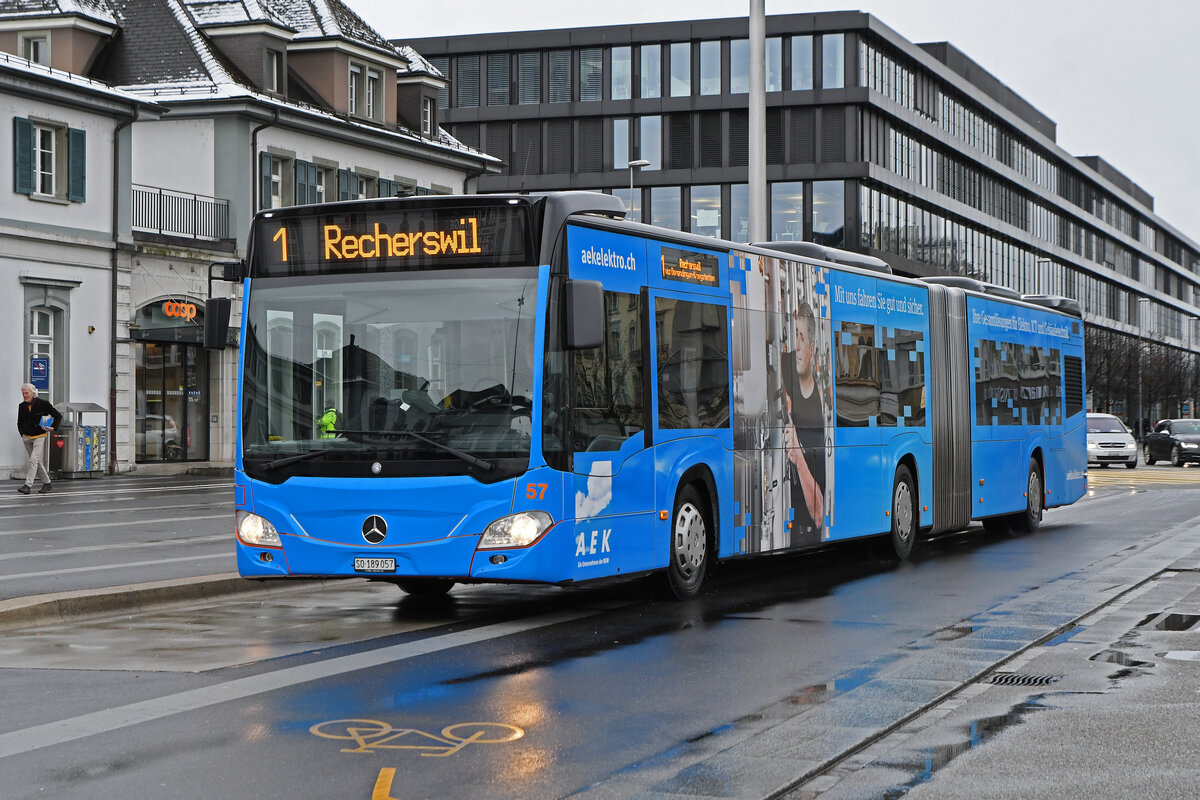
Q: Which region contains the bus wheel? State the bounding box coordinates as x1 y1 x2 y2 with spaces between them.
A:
395 578 455 598
665 485 710 599
887 465 916 560
1010 459 1043 533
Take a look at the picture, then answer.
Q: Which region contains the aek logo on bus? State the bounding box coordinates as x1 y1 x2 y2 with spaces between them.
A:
575 528 611 557
163 301 197 320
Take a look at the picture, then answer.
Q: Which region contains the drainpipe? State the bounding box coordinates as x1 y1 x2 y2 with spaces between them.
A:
110 106 139 475
250 108 280 212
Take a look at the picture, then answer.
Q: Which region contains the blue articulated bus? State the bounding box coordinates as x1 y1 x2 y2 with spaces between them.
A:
224 192 1086 599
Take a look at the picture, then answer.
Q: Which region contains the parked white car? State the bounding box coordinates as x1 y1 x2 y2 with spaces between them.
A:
1086 413 1137 469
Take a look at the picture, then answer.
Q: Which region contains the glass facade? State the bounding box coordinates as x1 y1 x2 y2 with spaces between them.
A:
640 115 661 169
641 44 661 98
821 33 844 89
771 181 804 241
670 42 690 97
791 35 813 90
613 118 629 170
429 16 1200 356
611 46 631 100
689 185 721 237
699 41 720 95
650 186 681 230
812 180 844 247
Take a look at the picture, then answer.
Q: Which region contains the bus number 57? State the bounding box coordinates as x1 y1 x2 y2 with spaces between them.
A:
525 483 547 500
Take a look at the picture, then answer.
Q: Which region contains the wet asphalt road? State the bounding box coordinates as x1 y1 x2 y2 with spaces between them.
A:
0 466 1198 799
0 475 234 600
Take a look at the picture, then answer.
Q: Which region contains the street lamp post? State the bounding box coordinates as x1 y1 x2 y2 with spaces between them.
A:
627 159 650 223
1137 297 1149 438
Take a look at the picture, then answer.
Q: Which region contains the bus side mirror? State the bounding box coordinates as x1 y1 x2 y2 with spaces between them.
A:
204 297 232 351
564 279 603 350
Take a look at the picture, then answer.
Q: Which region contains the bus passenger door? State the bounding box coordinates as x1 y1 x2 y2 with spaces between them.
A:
648 290 734 562
569 289 656 577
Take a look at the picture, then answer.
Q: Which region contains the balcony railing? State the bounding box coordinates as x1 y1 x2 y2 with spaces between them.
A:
132 184 231 241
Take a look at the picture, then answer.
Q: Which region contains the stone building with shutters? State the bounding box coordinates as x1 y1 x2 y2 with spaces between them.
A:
407 12 1200 421
0 0 495 476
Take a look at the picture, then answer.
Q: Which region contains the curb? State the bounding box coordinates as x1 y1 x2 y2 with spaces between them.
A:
0 573 331 630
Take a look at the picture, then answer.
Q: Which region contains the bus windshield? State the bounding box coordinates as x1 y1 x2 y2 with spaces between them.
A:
240 267 538 479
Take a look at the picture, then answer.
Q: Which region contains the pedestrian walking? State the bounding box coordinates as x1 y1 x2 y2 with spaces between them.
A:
17 383 61 495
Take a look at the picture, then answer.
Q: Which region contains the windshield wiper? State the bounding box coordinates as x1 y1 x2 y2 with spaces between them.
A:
336 430 495 473
261 448 339 471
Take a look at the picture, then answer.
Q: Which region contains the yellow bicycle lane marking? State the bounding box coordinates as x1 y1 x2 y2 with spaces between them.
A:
311 719 527 800
310 718 524 757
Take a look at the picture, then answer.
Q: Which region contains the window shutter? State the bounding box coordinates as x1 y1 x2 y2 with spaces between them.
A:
486 123 511 176
259 152 273 209
67 128 86 202
379 178 397 198
517 52 540 105
308 162 321 204
546 119 571 173
487 54 510 106
338 168 354 200
13 117 32 195
295 160 311 205
577 118 602 172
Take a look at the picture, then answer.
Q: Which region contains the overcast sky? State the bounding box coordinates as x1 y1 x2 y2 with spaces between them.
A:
347 0 1200 243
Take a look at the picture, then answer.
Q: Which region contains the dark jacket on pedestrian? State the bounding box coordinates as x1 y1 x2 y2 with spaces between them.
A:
17 397 62 438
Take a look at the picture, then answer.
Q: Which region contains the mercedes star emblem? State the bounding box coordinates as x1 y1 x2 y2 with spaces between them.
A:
362 515 387 544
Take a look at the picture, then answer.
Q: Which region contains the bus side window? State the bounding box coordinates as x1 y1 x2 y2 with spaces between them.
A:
655 298 730 430
571 291 645 452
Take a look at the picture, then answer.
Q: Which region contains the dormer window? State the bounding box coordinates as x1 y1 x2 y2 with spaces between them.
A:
20 33 49 65
422 97 434 135
349 64 360 115
366 69 380 118
265 50 283 93
349 62 383 121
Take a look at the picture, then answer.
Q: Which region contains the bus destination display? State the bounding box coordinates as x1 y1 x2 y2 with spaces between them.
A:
254 203 533 276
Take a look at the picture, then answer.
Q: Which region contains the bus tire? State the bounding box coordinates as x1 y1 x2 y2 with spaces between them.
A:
1009 459 1043 533
887 465 916 560
664 484 711 600
395 578 455 597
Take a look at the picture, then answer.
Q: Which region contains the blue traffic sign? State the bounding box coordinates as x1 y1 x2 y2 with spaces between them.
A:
29 356 49 390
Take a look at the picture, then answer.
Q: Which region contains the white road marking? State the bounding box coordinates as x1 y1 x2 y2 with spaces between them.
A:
0 554 230 581
0 535 227 561
0 608 594 760
0 513 229 538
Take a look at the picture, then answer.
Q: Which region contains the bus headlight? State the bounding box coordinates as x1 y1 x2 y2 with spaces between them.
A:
236 510 282 547
479 511 553 549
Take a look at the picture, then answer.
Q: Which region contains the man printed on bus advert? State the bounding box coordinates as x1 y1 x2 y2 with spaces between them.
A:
17 383 61 495
781 303 826 545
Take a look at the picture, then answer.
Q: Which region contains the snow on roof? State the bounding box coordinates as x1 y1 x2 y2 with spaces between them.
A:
0 49 155 106
183 0 289 28
0 0 118 25
268 0 396 57
396 44 443 79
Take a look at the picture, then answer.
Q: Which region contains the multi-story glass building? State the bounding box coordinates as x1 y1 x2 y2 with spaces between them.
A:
405 12 1200 419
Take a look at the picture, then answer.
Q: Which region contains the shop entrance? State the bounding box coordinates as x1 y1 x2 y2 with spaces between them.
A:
132 302 210 463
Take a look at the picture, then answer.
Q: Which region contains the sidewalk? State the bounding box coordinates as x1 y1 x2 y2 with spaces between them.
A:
567 518 1200 799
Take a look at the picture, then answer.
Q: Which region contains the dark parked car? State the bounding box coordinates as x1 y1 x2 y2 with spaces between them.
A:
1143 419 1200 466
